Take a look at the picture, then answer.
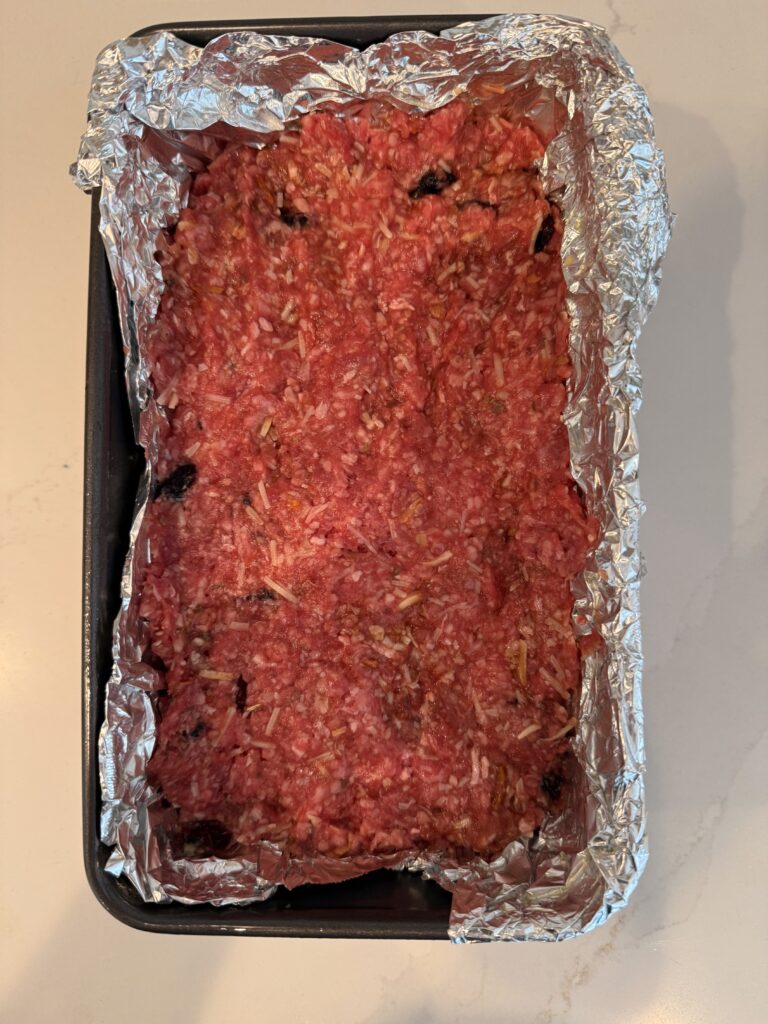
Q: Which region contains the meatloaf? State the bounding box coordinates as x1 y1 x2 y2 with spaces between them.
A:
140 94 597 861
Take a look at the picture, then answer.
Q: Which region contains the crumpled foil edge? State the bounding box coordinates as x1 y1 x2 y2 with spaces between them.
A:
73 13 671 941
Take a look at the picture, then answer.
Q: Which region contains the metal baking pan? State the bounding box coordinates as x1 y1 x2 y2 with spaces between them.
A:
82 15 499 939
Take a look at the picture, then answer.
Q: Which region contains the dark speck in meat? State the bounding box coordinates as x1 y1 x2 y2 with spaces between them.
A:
234 675 247 714
153 463 197 502
409 169 457 199
246 587 277 602
153 688 169 723
279 206 309 227
541 771 563 801
142 648 168 673
458 198 497 211
534 212 556 253
188 720 206 738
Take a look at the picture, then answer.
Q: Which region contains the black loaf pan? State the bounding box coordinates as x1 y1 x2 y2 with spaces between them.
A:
83 15 493 938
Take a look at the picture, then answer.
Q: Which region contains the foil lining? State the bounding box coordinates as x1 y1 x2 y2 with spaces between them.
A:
72 14 671 941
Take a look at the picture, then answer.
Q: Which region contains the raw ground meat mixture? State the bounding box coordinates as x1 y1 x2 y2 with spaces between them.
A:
140 93 598 862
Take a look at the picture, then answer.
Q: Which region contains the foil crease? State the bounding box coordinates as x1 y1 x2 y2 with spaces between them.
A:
73 14 671 941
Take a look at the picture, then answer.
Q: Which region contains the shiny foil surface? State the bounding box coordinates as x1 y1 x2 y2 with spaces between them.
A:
72 14 671 941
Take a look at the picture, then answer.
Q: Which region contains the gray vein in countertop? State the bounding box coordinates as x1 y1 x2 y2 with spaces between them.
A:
601 0 638 36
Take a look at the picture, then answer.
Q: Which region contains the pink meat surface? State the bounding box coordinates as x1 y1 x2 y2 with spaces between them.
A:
140 95 597 861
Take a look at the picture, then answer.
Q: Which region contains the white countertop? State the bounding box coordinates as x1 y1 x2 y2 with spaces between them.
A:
2 1 766 1021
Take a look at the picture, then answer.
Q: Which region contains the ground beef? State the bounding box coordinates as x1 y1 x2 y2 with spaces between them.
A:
140 95 598 861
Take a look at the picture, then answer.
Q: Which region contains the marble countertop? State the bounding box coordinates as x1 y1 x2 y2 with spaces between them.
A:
1 2 765 1021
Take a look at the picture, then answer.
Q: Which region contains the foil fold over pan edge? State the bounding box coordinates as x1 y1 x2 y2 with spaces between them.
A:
73 13 671 942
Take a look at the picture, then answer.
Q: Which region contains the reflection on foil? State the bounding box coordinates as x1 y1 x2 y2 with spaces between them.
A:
72 14 671 941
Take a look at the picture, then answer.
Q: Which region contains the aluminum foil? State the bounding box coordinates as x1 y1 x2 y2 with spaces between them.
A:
72 14 671 941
